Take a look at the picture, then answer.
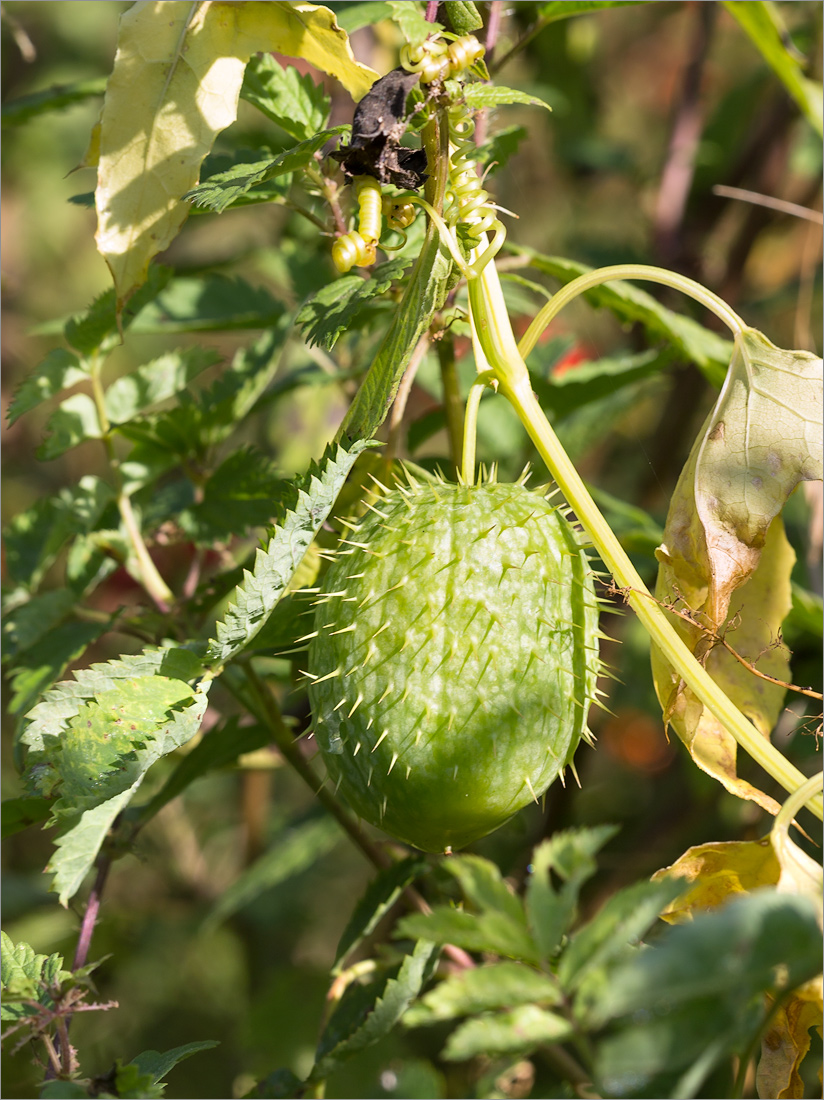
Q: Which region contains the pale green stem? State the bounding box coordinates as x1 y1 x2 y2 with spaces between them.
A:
518 263 748 358
773 771 824 834
460 372 495 484
89 353 174 611
465 256 823 821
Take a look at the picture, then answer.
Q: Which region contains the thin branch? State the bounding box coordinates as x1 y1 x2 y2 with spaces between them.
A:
713 184 824 224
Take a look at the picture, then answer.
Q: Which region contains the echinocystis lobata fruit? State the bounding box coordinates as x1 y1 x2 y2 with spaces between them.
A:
306 474 601 852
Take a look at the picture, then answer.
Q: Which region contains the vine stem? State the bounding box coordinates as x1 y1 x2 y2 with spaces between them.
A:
465 256 823 821
88 352 173 611
518 262 747 358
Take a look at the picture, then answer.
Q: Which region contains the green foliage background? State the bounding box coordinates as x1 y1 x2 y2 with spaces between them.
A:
2 2 821 1097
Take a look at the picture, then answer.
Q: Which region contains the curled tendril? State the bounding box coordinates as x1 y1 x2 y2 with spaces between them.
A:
383 196 416 230
401 34 484 83
332 231 377 273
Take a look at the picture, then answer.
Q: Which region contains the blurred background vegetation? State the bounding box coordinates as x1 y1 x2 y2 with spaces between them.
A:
2 2 821 1097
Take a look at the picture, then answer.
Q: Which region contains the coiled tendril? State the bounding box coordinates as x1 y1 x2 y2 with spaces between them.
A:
445 105 505 275
332 176 383 273
401 34 484 83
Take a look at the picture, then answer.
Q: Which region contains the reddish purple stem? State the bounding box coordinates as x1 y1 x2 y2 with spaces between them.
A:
425 1 440 22
72 857 111 972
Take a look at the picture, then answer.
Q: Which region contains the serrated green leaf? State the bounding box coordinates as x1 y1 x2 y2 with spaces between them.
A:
337 224 453 443
118 323 292 474
311 940 439 1081
297 257 413 351
46 780 143 905
20 646 205 756
7 349 90 426
526 826 619 959
1 77 106 124
594 892 823 1095
444 1 484 34
2 477 114 591
404 961 561 1026
205 439 379 666
7 619 108 716
56 676 195 809
477 125 528 172
43 680 208 905
140 717 271 821
387 1 442 47
36 393 101 461
395 907 540 965
442 1004 572 1062
463 85 552 112
1 931 68 1020
185 126 348 213
560 879 683 1012
179 447 285 544
104 347 220 424
64 266 172 355
723 0 823 136
593 890 822 1027
123 274 285 334
1 796 53 838
203 816 340 931
442 855 525 926
520 252 733 387
334 855 430 971
241 53 331 141
129 1040 221 1084
3 589 76 661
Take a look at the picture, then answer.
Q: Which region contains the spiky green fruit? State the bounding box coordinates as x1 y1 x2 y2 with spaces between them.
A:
307 478 600 852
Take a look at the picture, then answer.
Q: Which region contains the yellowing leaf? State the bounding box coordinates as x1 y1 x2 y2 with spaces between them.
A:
651 329 822 814
757 983 822 1099
95 1 377 311
653 838 780 923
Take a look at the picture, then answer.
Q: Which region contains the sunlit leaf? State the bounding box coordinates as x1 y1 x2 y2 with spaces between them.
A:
757 984 823 1100
206 439 379 665
444 1 484 34
463 85 552 112
94 1 376 310
241 53 331 141
7 349 89 426
36 393 101 461
104 348 220 424
386 1 442 47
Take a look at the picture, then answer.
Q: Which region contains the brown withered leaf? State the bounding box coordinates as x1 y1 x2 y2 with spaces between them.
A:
656 329 822 629
652 517 794 814
651 329 822 812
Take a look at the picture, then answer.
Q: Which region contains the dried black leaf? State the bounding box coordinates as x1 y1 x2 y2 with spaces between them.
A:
331 68 428 190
